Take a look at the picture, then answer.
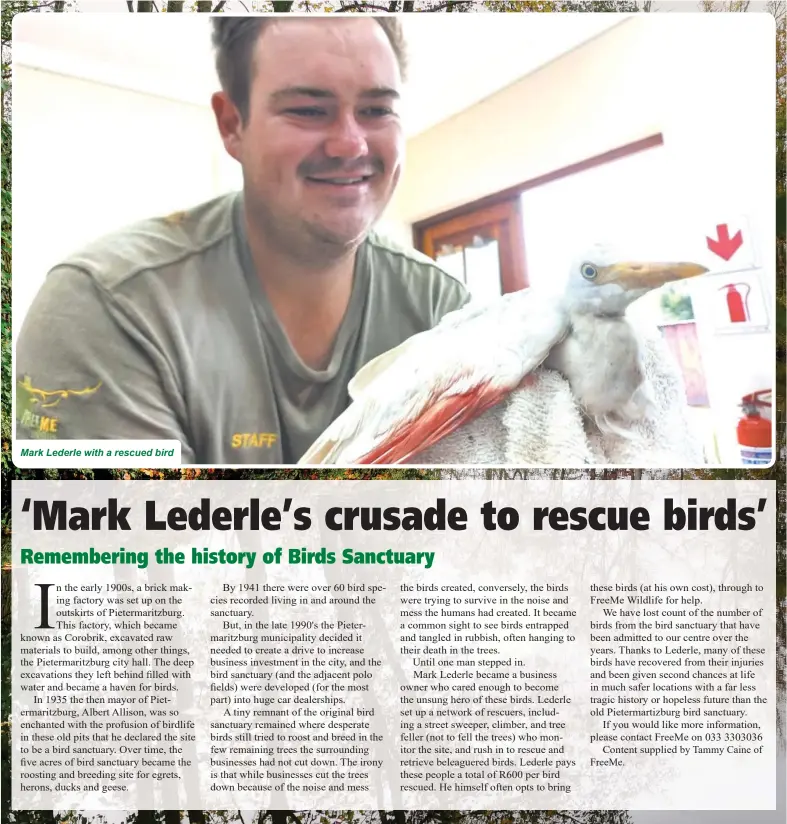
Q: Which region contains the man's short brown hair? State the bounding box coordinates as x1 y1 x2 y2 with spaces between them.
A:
211 16 408 124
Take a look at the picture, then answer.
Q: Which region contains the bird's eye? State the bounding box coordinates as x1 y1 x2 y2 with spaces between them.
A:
581 262 598 280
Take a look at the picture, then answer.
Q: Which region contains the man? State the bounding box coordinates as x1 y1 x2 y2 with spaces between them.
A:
15 16 469 464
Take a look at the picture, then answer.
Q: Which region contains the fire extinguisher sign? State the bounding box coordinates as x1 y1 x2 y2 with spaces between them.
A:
711 272 768 332
719 282 751 324
701 215 769 333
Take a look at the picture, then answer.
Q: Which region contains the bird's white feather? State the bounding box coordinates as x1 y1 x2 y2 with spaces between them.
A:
298 288 570 464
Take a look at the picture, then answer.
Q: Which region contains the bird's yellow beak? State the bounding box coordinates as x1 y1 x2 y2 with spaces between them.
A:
599 261 709 292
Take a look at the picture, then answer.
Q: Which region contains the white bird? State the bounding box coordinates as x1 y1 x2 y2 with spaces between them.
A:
298 245 708 465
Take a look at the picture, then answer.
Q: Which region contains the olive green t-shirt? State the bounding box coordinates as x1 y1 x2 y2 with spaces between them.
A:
15 192 469 464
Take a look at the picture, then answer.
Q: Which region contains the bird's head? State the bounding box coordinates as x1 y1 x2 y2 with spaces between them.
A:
564 243 708 316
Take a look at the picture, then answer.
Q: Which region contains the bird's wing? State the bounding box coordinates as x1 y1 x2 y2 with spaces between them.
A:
298 290 569 465
345 298 496 401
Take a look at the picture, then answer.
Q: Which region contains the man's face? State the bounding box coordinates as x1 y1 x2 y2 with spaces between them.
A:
217 19 404 259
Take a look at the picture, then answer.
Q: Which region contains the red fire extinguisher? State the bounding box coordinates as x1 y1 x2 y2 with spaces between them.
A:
738 390 772 465
720 283 750 323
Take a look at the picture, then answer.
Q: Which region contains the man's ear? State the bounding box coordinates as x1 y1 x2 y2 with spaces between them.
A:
211 91 244 163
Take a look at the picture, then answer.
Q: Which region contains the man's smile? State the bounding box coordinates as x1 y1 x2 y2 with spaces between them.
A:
304 173 375 188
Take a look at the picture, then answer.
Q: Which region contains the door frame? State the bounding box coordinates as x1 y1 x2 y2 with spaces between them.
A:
418 199 527 293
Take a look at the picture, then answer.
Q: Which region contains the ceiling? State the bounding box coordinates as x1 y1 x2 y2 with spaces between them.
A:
13 9 631 137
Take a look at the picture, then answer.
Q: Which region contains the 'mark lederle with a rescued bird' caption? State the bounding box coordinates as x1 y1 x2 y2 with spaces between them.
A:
299 244 710 467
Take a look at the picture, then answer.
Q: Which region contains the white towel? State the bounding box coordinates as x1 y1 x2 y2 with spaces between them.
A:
409 327 705 467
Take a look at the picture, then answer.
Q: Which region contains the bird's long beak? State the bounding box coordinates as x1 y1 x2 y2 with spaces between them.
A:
600 261 708 292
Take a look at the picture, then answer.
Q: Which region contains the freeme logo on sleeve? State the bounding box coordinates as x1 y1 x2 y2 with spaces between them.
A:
17 375 103 436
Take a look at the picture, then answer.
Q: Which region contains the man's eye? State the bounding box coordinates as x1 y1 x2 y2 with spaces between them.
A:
285 107 326 118
360 107 395 118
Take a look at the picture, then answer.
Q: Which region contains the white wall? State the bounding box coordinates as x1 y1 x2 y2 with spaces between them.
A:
12 65 242 334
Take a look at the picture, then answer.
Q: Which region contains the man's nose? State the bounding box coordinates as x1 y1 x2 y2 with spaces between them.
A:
324 113 368 159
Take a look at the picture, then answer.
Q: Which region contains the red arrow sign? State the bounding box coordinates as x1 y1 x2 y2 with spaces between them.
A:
707 223 743 260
